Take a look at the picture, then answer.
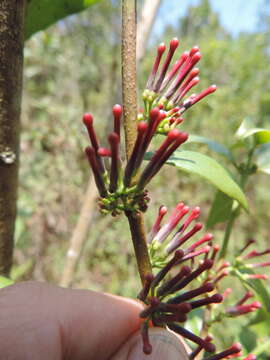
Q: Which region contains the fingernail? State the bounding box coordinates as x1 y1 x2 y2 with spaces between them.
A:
128 329 189 360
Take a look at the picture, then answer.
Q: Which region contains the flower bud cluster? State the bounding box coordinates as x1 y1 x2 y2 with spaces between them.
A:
82 106 188 216
142 38 216 134
138 203 261 359
234 238 270 281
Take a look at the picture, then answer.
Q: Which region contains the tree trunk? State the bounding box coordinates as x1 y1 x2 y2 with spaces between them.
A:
0 0 26 276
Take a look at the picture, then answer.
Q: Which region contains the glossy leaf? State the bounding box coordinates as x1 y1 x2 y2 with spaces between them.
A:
254 143 270 175
236 118 270 145
187 134 234 161
206 190 233 228
25 0 100 39
167 150 248 209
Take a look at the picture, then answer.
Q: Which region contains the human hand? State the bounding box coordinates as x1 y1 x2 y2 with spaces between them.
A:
0 281 189 359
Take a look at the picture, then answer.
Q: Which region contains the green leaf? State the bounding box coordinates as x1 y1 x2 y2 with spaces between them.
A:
254 143 270 175
236 118 270 145
187 134 234 162
25 0 100 39
167 150 248 209
0 276 13 288
239 327 257 352
206 190 233 228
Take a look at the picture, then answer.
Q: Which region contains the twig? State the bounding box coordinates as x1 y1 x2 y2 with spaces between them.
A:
122 0 152 284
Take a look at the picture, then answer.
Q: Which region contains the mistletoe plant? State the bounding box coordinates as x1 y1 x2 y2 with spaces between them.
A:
80 2 270 358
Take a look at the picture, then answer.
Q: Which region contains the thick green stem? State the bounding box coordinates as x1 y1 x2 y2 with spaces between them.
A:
121 0 152 284
219 206 239 259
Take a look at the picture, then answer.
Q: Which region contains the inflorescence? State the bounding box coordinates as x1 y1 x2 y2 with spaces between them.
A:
83 38 216 216
141 38 216 134
81 38 264 359
137 203 263 359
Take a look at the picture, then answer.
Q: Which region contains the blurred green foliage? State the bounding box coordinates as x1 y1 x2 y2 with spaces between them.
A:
15 0 270 355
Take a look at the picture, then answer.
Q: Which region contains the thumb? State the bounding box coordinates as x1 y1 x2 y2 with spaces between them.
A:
112 327 189 360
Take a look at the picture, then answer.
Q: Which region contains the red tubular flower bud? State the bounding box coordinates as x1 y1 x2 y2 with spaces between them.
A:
243 355 256 360
83 113 99 151
85 146 107 197
98 147 112 157
189 45 199 57
238 238 256 255
190 335 213 359
123 121 148 187
141 322 152 355
177 67 200 95
152 250 184 288
154 203 189 244
165 52 201 100
180 206 201 233
156 302 191 314
190 293 223 310
137 131 188 190
211 244 220 262
140 297 160 318
157 265 191 297
137 273 154 302
217 261 230 273
226 301 261 316
249 261 270 268
213 269 229 284
204 343 242 360
243 248 270 259
168 282 214 304
112 104 122 138
175 76 200 103
108 132 120 193
146 42 166 90
246 274 269 280
223 288 233 299
236 291 253 306
148 205 168 243
83 113 106 174
154 38 179 92
141 107 162 152
187 233 213 253
180 245 211 263
167 260 214 295
167 223 203 254
189 85 217 106
160 51 189 92
168 323 216 352
137 130 187 190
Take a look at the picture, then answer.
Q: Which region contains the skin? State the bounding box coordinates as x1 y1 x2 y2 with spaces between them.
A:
0 281 188 360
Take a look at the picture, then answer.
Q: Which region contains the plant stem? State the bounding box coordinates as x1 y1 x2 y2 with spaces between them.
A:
126 210 152 283
219 206 239 259
219 147 255 259
121 0 152 284
122 0 138 160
